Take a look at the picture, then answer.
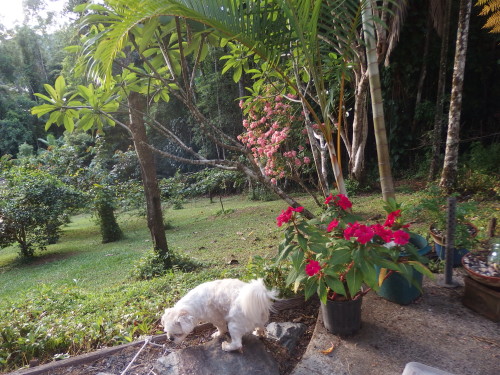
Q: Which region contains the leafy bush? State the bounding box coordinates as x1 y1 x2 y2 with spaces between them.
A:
245 255 294 298
0 167 84 257
456 142 500 198
131 249 204 280
93 185 124 243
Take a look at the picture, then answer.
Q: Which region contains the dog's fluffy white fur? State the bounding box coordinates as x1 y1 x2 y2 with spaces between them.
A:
160 278 277 351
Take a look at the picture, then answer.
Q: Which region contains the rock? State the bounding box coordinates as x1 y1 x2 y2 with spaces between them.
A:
155 335 279 375
266 322 306 352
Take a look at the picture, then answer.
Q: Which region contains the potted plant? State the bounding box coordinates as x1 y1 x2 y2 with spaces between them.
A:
375 199 432 305
276 194 432 335
415 189 478 267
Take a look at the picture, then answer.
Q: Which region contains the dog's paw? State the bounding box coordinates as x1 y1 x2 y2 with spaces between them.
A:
252 328 266 337
221 341 242 352
211 330 224 339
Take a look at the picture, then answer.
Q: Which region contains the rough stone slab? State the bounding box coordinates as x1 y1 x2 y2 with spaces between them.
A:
155 335 279 375
266 322 306 352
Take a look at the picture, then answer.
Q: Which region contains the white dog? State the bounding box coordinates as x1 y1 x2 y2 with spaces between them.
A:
160 278 277 352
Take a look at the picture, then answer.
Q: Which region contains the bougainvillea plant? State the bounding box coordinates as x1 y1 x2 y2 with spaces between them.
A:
276 194 432 303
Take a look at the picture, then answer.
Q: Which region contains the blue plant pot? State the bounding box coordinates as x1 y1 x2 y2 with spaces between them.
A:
376 234 430 305
376 267 423 305
434 243 469 267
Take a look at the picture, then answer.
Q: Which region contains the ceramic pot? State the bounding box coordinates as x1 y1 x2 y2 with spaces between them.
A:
321 296 362 336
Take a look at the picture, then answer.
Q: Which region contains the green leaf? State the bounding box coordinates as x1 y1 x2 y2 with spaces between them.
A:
297 233 308 251
31 104 57 117
406 261 434 279
276 243 296 263
138 18 159 53
63 45 81 53
329 248 352 265
232 65 243 82
359 260 377 289
318 280 327 304
345 267 362 298
54 76 66 97
304 278 317 300
325 275 346 296
63 115 75 132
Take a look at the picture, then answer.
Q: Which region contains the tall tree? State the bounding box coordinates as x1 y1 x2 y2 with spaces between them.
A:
361 0 395 201
428 0 452 180
439 0 473 192
127 91 170 262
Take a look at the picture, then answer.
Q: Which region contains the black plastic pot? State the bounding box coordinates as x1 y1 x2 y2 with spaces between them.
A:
321 296 362 336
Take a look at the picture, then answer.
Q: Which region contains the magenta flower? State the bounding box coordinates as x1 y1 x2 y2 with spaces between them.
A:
276 207 293 227
305 259 321 276
384 210 401 227
276 206 303 227
343 222 360 240
327 219 339 232
392 230 410 245
335 194 352 210
324 194 333 205
353 224 375 244
371 223 393 243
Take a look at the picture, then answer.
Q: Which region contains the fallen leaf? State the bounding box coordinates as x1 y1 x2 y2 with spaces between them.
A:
320 341 336 354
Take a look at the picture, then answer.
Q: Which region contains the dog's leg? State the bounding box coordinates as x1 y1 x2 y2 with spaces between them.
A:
211 321 228 339
222 322 244 352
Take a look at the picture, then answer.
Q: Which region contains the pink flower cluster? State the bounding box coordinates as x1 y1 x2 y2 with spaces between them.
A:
343 222 409 245
237 94 309 180
276 206 304 227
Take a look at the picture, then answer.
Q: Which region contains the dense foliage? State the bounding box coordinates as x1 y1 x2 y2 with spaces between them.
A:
0 165 83 257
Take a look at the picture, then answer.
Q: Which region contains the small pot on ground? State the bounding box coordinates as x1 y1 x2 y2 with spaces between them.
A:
321 296 362 336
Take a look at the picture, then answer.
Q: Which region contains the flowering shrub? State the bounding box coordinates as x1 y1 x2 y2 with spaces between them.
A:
276 194 432 303
237 91 312 184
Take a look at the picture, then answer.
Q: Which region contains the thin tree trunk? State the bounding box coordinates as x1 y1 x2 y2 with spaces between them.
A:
440 0 472 192
429 0 452 180
349 66 369 182
128 91 171 267
361 0 396 201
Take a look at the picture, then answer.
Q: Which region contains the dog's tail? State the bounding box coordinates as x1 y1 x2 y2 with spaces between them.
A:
238 279 278 323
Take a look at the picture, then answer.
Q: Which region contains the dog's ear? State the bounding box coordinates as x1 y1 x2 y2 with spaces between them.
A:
177 311 195 333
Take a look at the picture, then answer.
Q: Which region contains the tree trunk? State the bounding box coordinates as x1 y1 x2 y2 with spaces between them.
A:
429 0 452 180
349 67 369 182
361 0 395 201
439 0 472 193
127 91 171 267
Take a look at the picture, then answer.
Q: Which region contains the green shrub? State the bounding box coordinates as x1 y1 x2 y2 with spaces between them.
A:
245 255 294 298
0 167 83 257
131 249 204 280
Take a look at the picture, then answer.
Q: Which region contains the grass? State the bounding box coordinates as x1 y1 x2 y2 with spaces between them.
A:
0 190 498 371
